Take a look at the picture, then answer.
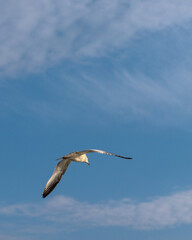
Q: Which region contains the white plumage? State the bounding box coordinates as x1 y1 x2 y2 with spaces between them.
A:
42 149 132 198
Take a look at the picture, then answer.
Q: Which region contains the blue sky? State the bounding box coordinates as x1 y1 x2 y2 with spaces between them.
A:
1 0 192 239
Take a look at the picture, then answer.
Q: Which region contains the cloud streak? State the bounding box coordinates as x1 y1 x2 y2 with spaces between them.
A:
1 0 192 74
2 66 192 126
65 68 192 125
2 189 192 234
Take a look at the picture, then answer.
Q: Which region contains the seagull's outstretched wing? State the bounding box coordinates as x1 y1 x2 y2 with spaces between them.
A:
42 159 71 198
77 149 132 159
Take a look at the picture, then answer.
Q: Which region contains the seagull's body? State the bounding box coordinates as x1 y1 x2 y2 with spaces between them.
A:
42 149 132 198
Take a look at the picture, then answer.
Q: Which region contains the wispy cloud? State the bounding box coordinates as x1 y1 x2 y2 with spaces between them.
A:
62 68 192 125
0 234 31 240
2 189 192 235
1 66 192 125
1 0 192 74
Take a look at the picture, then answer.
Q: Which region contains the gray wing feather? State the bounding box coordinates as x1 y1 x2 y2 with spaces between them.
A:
77 149 132 159
42 159 71 198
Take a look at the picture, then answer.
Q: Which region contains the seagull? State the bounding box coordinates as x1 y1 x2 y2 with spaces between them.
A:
42 149 132 198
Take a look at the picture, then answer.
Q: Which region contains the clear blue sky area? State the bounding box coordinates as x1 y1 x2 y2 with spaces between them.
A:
1 1 192 239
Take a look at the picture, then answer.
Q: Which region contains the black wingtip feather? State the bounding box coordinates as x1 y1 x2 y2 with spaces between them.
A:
42 179 60 199
42 190 48 198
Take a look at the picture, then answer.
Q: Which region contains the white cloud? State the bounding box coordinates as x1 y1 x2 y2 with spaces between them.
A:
2 0 192 126
2 189 192 232
1 0 192 74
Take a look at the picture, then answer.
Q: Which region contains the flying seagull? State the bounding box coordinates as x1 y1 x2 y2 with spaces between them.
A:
42 149 132 198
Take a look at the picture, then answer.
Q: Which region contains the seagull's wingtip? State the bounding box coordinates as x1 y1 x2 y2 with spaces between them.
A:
42 191 48 198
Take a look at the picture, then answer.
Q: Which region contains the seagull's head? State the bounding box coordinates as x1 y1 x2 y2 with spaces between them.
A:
83 155 90 165
74 154 90 165
85 158 90 165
